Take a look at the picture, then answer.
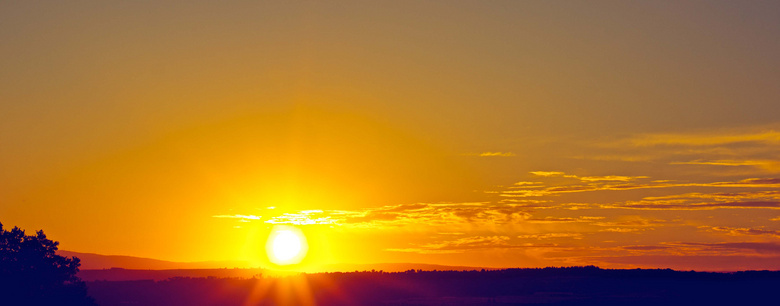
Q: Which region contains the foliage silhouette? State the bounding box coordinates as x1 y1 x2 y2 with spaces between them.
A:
0 222 95 305
86 266 780 305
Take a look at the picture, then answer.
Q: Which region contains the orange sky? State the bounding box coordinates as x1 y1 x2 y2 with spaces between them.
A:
2 1 780 271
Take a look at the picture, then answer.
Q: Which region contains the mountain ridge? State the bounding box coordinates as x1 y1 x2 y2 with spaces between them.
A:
58 250 250 270
59 250 491 280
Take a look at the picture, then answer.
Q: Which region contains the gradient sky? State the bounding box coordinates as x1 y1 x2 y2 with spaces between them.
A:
3 1 780 271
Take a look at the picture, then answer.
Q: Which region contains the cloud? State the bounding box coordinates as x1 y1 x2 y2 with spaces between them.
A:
530 171 569 177
245 202 535 229
700 226 780 237
387 236 557 254
706 178 780 187
599 188 780 210
341 203 533 227
529 171 648 182
593 218 669 227
579 175 649 182
500 177 780 198
500 182 656 198
629 130 780 147
264 210 337 225
673 242 780 255
513 181 544 186
599 228 643 233
643 190 780 202
671 159 780 172
478 152 516 157
212 214 261 220
526 217 596 224
517 233 583 240
462 152 517 157
575 127 780 177
672 160 767 166
611 201 780 210
621 245 671 251
425 236 512 250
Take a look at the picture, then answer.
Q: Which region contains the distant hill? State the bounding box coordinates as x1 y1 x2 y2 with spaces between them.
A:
60 250 487 272
311 262 489 273
58 250 250 270
85 267 780 306
77 268 269 281
75 263 489 282
59 250 490 282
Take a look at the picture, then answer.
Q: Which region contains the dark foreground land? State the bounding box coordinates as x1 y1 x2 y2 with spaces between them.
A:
86 266 780 305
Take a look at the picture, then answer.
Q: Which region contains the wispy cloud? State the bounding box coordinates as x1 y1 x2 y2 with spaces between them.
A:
643 190 780 202
593 218 669 228
700 226 780 237
463 152 517 157
621 245 671 251
671 159 780 172
479 152 516 157
340 202 532 228
610 201 780 210
629 130 780 147
225 202 535 229
672 242 780 255
512 181 544 186
602 188 780 210
212 214 261 220
530 171 571 177
517 233 583 240
264 210 337 225
672 160 767 166
580 175 649 182
529 171 648 182
599 228 644 233
387 236 557 254
566 127 780 180
526 216 599 224
500 176 780 198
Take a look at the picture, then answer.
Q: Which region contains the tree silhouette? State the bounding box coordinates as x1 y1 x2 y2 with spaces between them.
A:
0 222 95 305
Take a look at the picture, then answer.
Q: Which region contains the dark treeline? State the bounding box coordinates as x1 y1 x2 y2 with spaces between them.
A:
0 223 96 306
88 266 780 305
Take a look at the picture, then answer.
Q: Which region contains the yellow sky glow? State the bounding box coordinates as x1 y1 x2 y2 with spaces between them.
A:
2 1 780 272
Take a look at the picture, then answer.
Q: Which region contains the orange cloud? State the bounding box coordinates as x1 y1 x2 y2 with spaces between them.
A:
529 171 648 182
610 201 780 210
478 152 516 157
700 226 780 237
212 214 262 220
501 177 780 198
387 236 558 254
629 130 780 147
517 233 583 240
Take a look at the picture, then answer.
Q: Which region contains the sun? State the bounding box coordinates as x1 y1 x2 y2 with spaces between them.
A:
266 226 308 265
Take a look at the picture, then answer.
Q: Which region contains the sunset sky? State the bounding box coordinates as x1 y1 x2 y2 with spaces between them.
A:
3 1 780 271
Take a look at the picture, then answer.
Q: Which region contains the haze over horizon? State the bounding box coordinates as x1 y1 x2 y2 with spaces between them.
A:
3 1 780 272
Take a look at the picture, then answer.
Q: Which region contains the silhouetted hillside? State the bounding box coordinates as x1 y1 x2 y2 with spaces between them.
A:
310 262 489 273
78 268 267 282
58 251 250 270
77 264 486 282
86 266 780 306
59 251 484 274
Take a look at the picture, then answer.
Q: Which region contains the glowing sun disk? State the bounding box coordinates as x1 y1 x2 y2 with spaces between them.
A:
266 226 308 265
273 230 301 261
